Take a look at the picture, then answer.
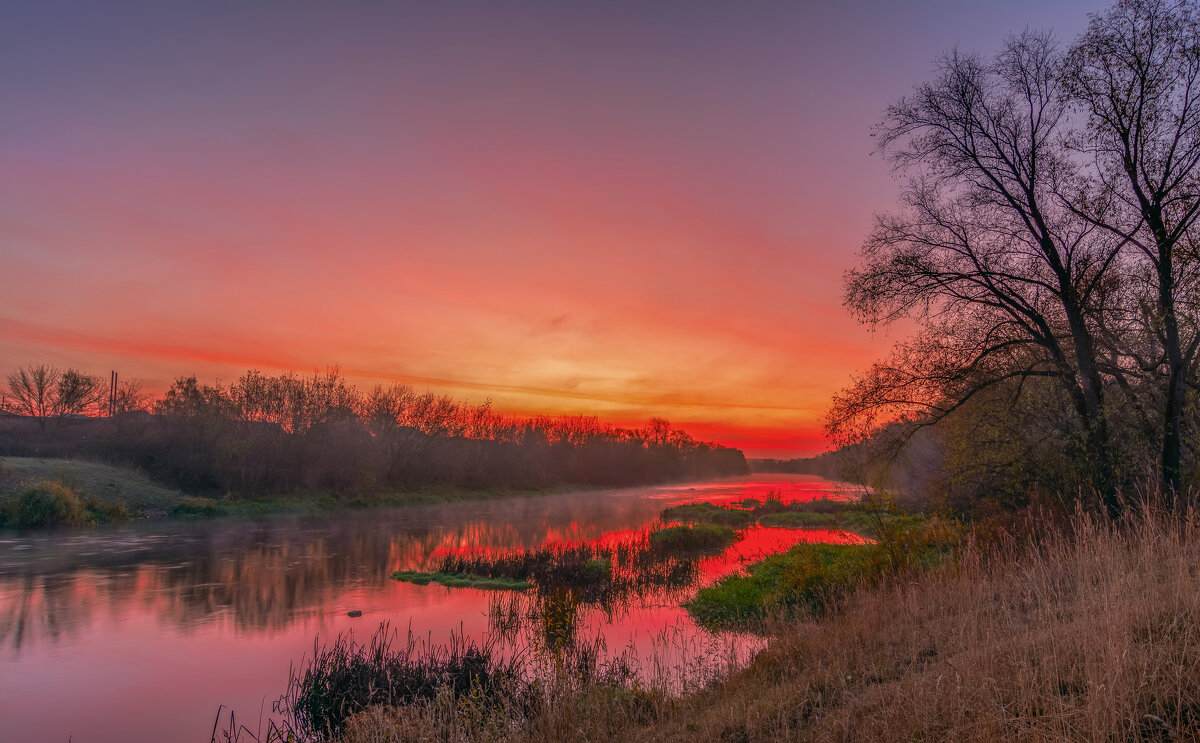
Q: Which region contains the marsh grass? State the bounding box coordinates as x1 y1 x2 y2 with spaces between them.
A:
685 542 881 630
686 513 960 631
393 538 702 606
326 503 1200 742
647 523 739 555
391 570 532 590
659 502 756 527
661 491 910 540
213 622 646 743
755 510 835 528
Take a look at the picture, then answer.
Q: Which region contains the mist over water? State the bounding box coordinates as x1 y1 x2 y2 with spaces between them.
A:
0 474 854 742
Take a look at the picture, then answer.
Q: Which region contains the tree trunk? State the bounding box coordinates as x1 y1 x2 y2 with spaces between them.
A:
1067 306 1120 516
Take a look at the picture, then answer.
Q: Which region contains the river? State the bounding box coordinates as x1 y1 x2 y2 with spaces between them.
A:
0 473 859 742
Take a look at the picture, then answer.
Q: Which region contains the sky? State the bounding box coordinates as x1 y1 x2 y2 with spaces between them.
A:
0 0 1100 457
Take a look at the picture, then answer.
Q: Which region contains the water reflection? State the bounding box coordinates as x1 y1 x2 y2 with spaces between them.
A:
0 474 852 742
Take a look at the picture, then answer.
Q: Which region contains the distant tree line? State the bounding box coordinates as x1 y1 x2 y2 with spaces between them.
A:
827 0 1200 515
0 365 747 495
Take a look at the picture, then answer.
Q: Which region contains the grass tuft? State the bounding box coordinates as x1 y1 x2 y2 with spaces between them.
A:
648 523 739 555
391 570 532 590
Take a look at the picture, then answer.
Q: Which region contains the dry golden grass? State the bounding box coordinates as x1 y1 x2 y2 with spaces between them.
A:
339 505 1200 743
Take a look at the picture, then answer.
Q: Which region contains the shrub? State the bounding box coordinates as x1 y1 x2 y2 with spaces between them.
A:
13 480 87 528
83 497 131 523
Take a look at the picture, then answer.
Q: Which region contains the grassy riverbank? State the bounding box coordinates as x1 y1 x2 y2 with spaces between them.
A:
311 505 1200 742
0 456 581 529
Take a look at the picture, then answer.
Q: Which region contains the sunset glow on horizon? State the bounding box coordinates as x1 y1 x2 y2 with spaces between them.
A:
0 0 1099 457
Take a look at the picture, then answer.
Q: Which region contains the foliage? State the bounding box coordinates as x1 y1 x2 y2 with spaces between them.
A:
10 480 87 528
1 365 748 499
82 496 130 523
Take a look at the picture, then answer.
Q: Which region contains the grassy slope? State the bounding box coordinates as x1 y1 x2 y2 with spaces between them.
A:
0 456 584 524
0 456 192 512
342 509 1200 742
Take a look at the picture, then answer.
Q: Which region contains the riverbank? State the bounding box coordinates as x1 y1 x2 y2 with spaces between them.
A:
0 455 590 529
327 505 1200 742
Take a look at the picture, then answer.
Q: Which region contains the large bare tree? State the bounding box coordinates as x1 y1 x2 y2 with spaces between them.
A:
830 31 1124 511
6 364 59 429
5 364 105 428
1064 0 1200 494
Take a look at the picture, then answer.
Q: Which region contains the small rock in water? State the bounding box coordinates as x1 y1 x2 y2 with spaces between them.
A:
346 610 363 618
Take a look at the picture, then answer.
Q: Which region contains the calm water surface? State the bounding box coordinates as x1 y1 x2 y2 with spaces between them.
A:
0 474 860 742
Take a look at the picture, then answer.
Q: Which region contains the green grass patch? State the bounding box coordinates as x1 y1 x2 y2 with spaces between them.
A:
170 496 221 517
648 523 739 554
659 496 899 537
686 543 880 631
686 515 963 631
756 510 836 528
391 570 532 590
660 502 756 527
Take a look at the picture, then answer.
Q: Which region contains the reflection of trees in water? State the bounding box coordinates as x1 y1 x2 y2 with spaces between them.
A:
464 534 719 667
0 489 687 653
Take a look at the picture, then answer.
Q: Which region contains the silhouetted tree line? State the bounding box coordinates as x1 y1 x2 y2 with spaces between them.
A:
0 366 746 496
828 0 1200 515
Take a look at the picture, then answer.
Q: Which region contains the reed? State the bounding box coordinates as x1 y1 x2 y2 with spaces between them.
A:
336 502 1200 742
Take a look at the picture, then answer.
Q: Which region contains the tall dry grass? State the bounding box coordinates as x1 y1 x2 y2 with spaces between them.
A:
338 503 1200 742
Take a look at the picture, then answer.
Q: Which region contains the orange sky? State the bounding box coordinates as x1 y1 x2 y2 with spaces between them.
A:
0 1 1097 457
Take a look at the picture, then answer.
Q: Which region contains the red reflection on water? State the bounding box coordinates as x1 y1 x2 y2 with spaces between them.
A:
0 474 865 742
695 526 870 582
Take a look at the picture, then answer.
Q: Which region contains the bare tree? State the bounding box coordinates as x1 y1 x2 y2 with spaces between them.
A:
830 31 1124 511
112 378 151 414
6 364 60 429
54 369 105 419
1064 0 1200 494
